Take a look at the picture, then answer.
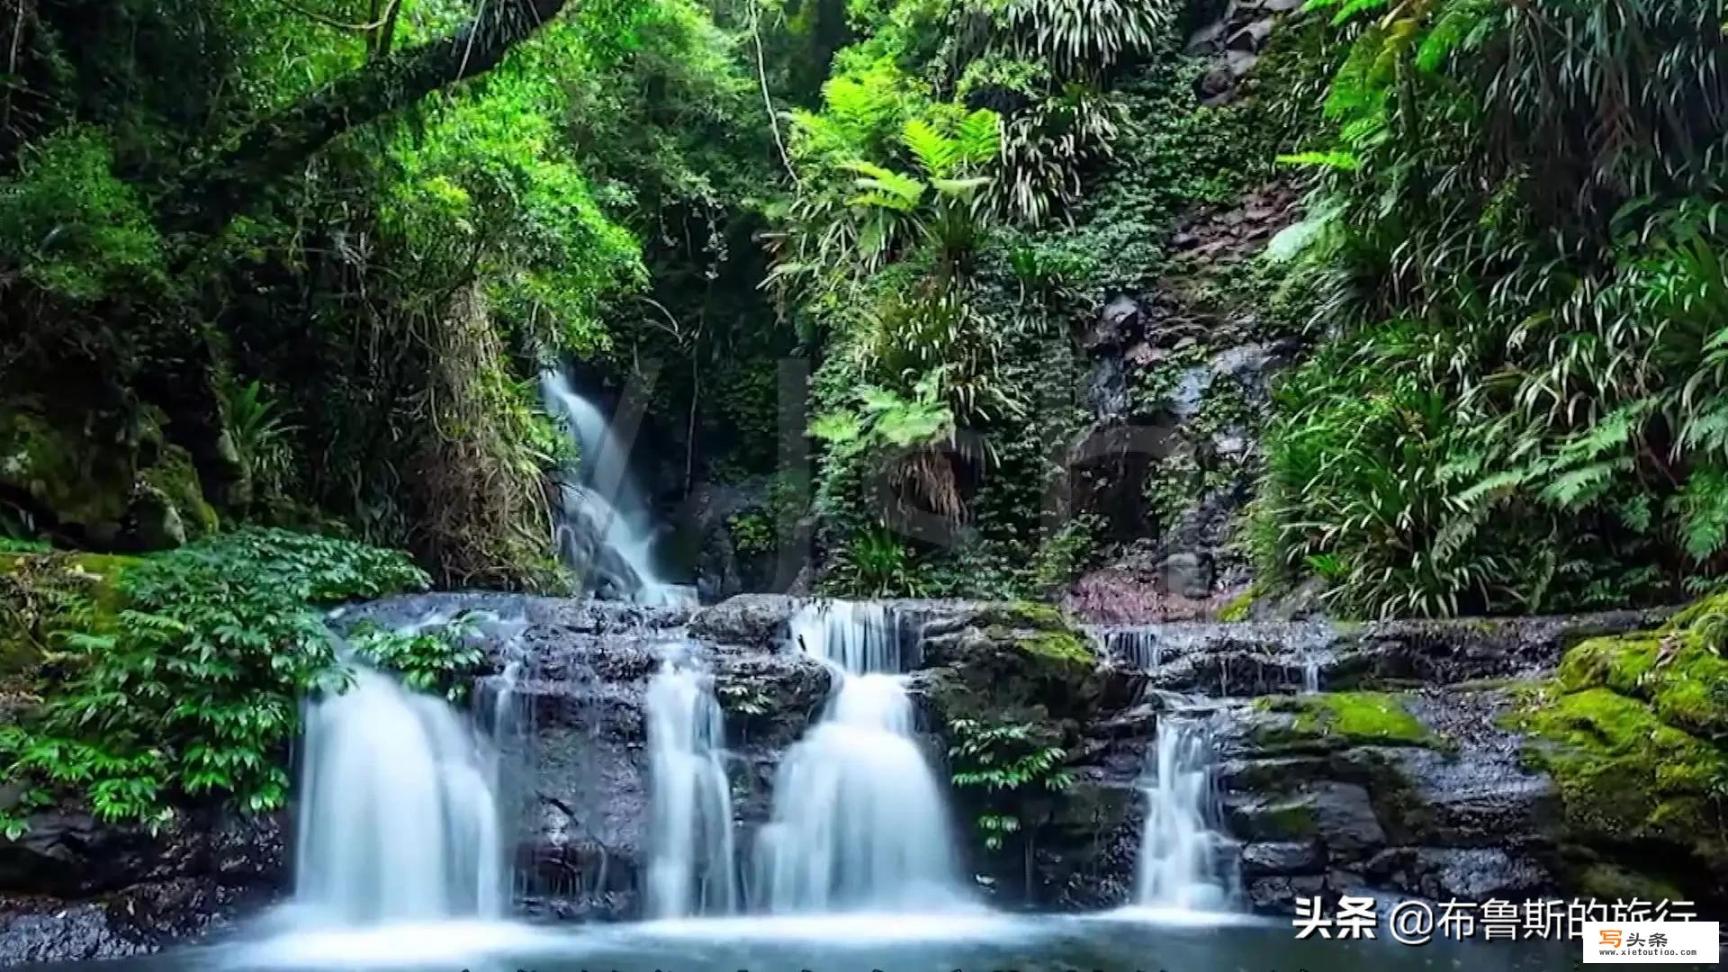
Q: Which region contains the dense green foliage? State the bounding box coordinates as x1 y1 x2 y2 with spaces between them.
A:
0 0 773 587
780 0 1316 597
947 716 1072 851
0 530 428 832
1255 0 1728 617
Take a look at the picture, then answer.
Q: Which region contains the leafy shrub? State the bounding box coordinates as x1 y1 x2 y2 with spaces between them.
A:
0 529 428 832
348 617 487 703
1255 0 1728 617
0 128 165 304
948 717 1073 851
824 523 927 597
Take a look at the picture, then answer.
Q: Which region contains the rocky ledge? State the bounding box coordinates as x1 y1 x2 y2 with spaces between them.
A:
1209 601 1727 915
2 592 1722 964
0 810 283 965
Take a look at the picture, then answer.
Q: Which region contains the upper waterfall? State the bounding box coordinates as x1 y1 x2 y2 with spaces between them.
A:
753 601 966 912
539 368 691 606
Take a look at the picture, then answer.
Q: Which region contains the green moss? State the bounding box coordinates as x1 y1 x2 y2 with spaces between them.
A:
1259 691 1440 749
1021 628 1095 665
140 444 219 541
0 409 132 536
973 601 1095 666
1258 797 1319 838
1511 686 1727 869
1574 863 1686 905
0 550 135 681
977 601 1067 631
1216 587 1256 622
1560 630 1728 741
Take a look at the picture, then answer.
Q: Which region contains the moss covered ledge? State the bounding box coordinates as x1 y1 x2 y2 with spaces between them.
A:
1507 595 1728 903
1253 691 1445 752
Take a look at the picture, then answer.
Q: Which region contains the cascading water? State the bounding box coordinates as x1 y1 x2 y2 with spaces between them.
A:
293 661 508 925
645 655 739 918
539 368 690 606
754 602 965 912
1134 712 1234 912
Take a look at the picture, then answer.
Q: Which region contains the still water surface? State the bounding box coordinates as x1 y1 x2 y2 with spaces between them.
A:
23 911 1579 972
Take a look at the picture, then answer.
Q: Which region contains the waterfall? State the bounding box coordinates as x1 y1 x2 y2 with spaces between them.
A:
753 602 965 912
1134 713 1234 912
539 368 691 606
293 662 508 925
645 657 739 918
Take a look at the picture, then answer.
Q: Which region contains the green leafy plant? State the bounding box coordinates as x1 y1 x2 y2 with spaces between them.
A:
348 616 487 702
947 716 1072 851
224 379 298 501
826 523 927 597
1255 0 1728 617
1 529 428 831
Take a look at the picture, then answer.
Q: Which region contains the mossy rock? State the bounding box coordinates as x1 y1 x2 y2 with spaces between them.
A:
1574 862 1687 905
1510 685 1728 877
0 408 135 543
1560 629 1728 742
921 601 1105 739
1216 588 1255 622
0 404 218 551
140 444 219 542
1256 691 1442 750
0 550 135 684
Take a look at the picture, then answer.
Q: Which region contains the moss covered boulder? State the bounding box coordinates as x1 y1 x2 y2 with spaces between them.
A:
0 402 217 551
912 602 1146 907
916 601 1114 733
1252 691 1441 752
1509 598 1728 906
0 550 135 687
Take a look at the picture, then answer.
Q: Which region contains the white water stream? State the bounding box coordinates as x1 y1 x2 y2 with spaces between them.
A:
754 602 965 912
539 368 691 606
293 664 508 925
645 656 739 918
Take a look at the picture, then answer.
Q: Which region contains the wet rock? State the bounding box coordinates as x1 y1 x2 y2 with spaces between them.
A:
1363 847 1550 901
689 594 803 648
1159 552 1214 600
1227 18 1277 52
1249 841 1326 879
1085 296 1143 353
1244 874 1326 911
0 810 285 963
1087 356 1131 420
1240 841 1324 877
1307 782 1386 854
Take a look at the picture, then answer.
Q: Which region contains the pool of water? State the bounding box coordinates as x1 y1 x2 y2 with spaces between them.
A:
23 910 1575 972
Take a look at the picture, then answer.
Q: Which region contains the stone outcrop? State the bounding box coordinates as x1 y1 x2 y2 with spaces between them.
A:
0 810 284 966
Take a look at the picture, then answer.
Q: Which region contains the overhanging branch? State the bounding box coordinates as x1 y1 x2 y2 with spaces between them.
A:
172 0 573 231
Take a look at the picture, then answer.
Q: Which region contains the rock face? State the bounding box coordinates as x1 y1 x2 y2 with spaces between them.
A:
0 810 284 965
346 592 833 923
1217 688 1561 911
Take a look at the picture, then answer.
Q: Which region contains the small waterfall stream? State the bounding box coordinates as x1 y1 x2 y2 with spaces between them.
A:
539 368 691 606
754 602 965 912
644 655 738 918
293 663 508 925
1134 712 1234 912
